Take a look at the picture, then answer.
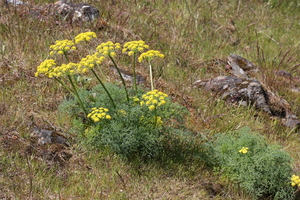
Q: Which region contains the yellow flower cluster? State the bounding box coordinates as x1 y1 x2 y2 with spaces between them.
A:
49 39 76 56
140 90 168 111
122 40 149 56
50 62 78 77
87 107 112 122
155 116 163 126
78 53 106 73
291 175 300 187
239 147 249 154
75 32 97 44
96 41 121 57
35 59 57 77
138 50 165 62
35 60 80 78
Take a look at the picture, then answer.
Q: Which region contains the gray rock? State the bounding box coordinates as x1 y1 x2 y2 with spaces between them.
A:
193 76 299 128
284 114 300 129
227 54 257 77
53 0 100 23
31 126 70 147
5 0 26 5
193 76 271 115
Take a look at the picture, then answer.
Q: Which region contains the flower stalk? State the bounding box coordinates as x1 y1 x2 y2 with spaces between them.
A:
91 68 116 109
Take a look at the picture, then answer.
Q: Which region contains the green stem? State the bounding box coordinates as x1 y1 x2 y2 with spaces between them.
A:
91 68 116 109
154 105 157 128
54 77 74 94
132 52 137 94
63 52 70 63
67 75 88 117
149 61 154 90
109 55 130 102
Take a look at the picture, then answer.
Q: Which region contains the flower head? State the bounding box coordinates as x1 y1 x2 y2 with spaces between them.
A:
35 59 57 77
140 90 168 111
96 41 121 57
155 116 163 126
50 62 79 77
75 32 97 44
239 147 249 154
122 40 149 56
138 50 165 63
87 107 111 122
291 175 300 187
49 39 76 56
78 53 106 73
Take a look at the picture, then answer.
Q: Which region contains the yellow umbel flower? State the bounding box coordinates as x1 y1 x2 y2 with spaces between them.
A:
48 62 79 77
155 116 163 126
75 32 97 44
49 39 76 56
291 175 300 187
140 90 168 111
239 147 249 154
122 40 149 56
35 59 57 77
87 107 111 122
78 53 106 73
138 50 165 62
96 41 121 57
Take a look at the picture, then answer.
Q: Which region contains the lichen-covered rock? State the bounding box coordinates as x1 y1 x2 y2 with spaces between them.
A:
31 126 70 147
193 76 299 128
227 54 258 77
53 0 100 23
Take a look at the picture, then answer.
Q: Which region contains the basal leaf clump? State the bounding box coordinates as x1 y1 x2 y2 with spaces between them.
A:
211 127 295 199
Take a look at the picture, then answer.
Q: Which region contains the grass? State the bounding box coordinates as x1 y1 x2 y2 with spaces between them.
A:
1 0 300 199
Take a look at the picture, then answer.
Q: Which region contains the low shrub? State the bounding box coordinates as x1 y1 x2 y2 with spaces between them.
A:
211 127 295 199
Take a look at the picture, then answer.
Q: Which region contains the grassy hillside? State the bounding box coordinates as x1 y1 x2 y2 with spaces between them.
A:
1 0 300 199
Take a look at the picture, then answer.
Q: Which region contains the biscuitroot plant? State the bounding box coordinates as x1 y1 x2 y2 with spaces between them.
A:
35 32 164 116
36 32 193 159
138 50 164 90
211 127 295 199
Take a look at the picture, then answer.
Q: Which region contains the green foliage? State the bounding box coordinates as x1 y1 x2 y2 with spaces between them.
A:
211 127 295 199
59 83 189 160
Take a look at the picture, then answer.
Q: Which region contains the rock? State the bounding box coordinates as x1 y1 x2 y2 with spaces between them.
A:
227 54 257 77
53 0 100 23
193 76 272 115
284 114 300 129
275 70 292 79
31 126 70 147
110 66 146 84
193 76 299 128
4 0 26 5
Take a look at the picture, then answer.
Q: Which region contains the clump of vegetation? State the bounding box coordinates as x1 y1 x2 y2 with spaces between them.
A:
1 0 300 199
35 31 189 160
211 127 295 199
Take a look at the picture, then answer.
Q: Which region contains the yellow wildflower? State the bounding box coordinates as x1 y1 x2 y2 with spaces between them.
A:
75 32 97 44
87 107 111 122
49 39 76 56
35 59 57 77
239 147 249 154
291 175 300 187
141 90 168 111
122 40 149 56
96 41 121 57
138 50 165 62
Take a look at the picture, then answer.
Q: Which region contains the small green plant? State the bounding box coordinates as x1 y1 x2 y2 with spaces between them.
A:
59 83 188 160
211 127 295 200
